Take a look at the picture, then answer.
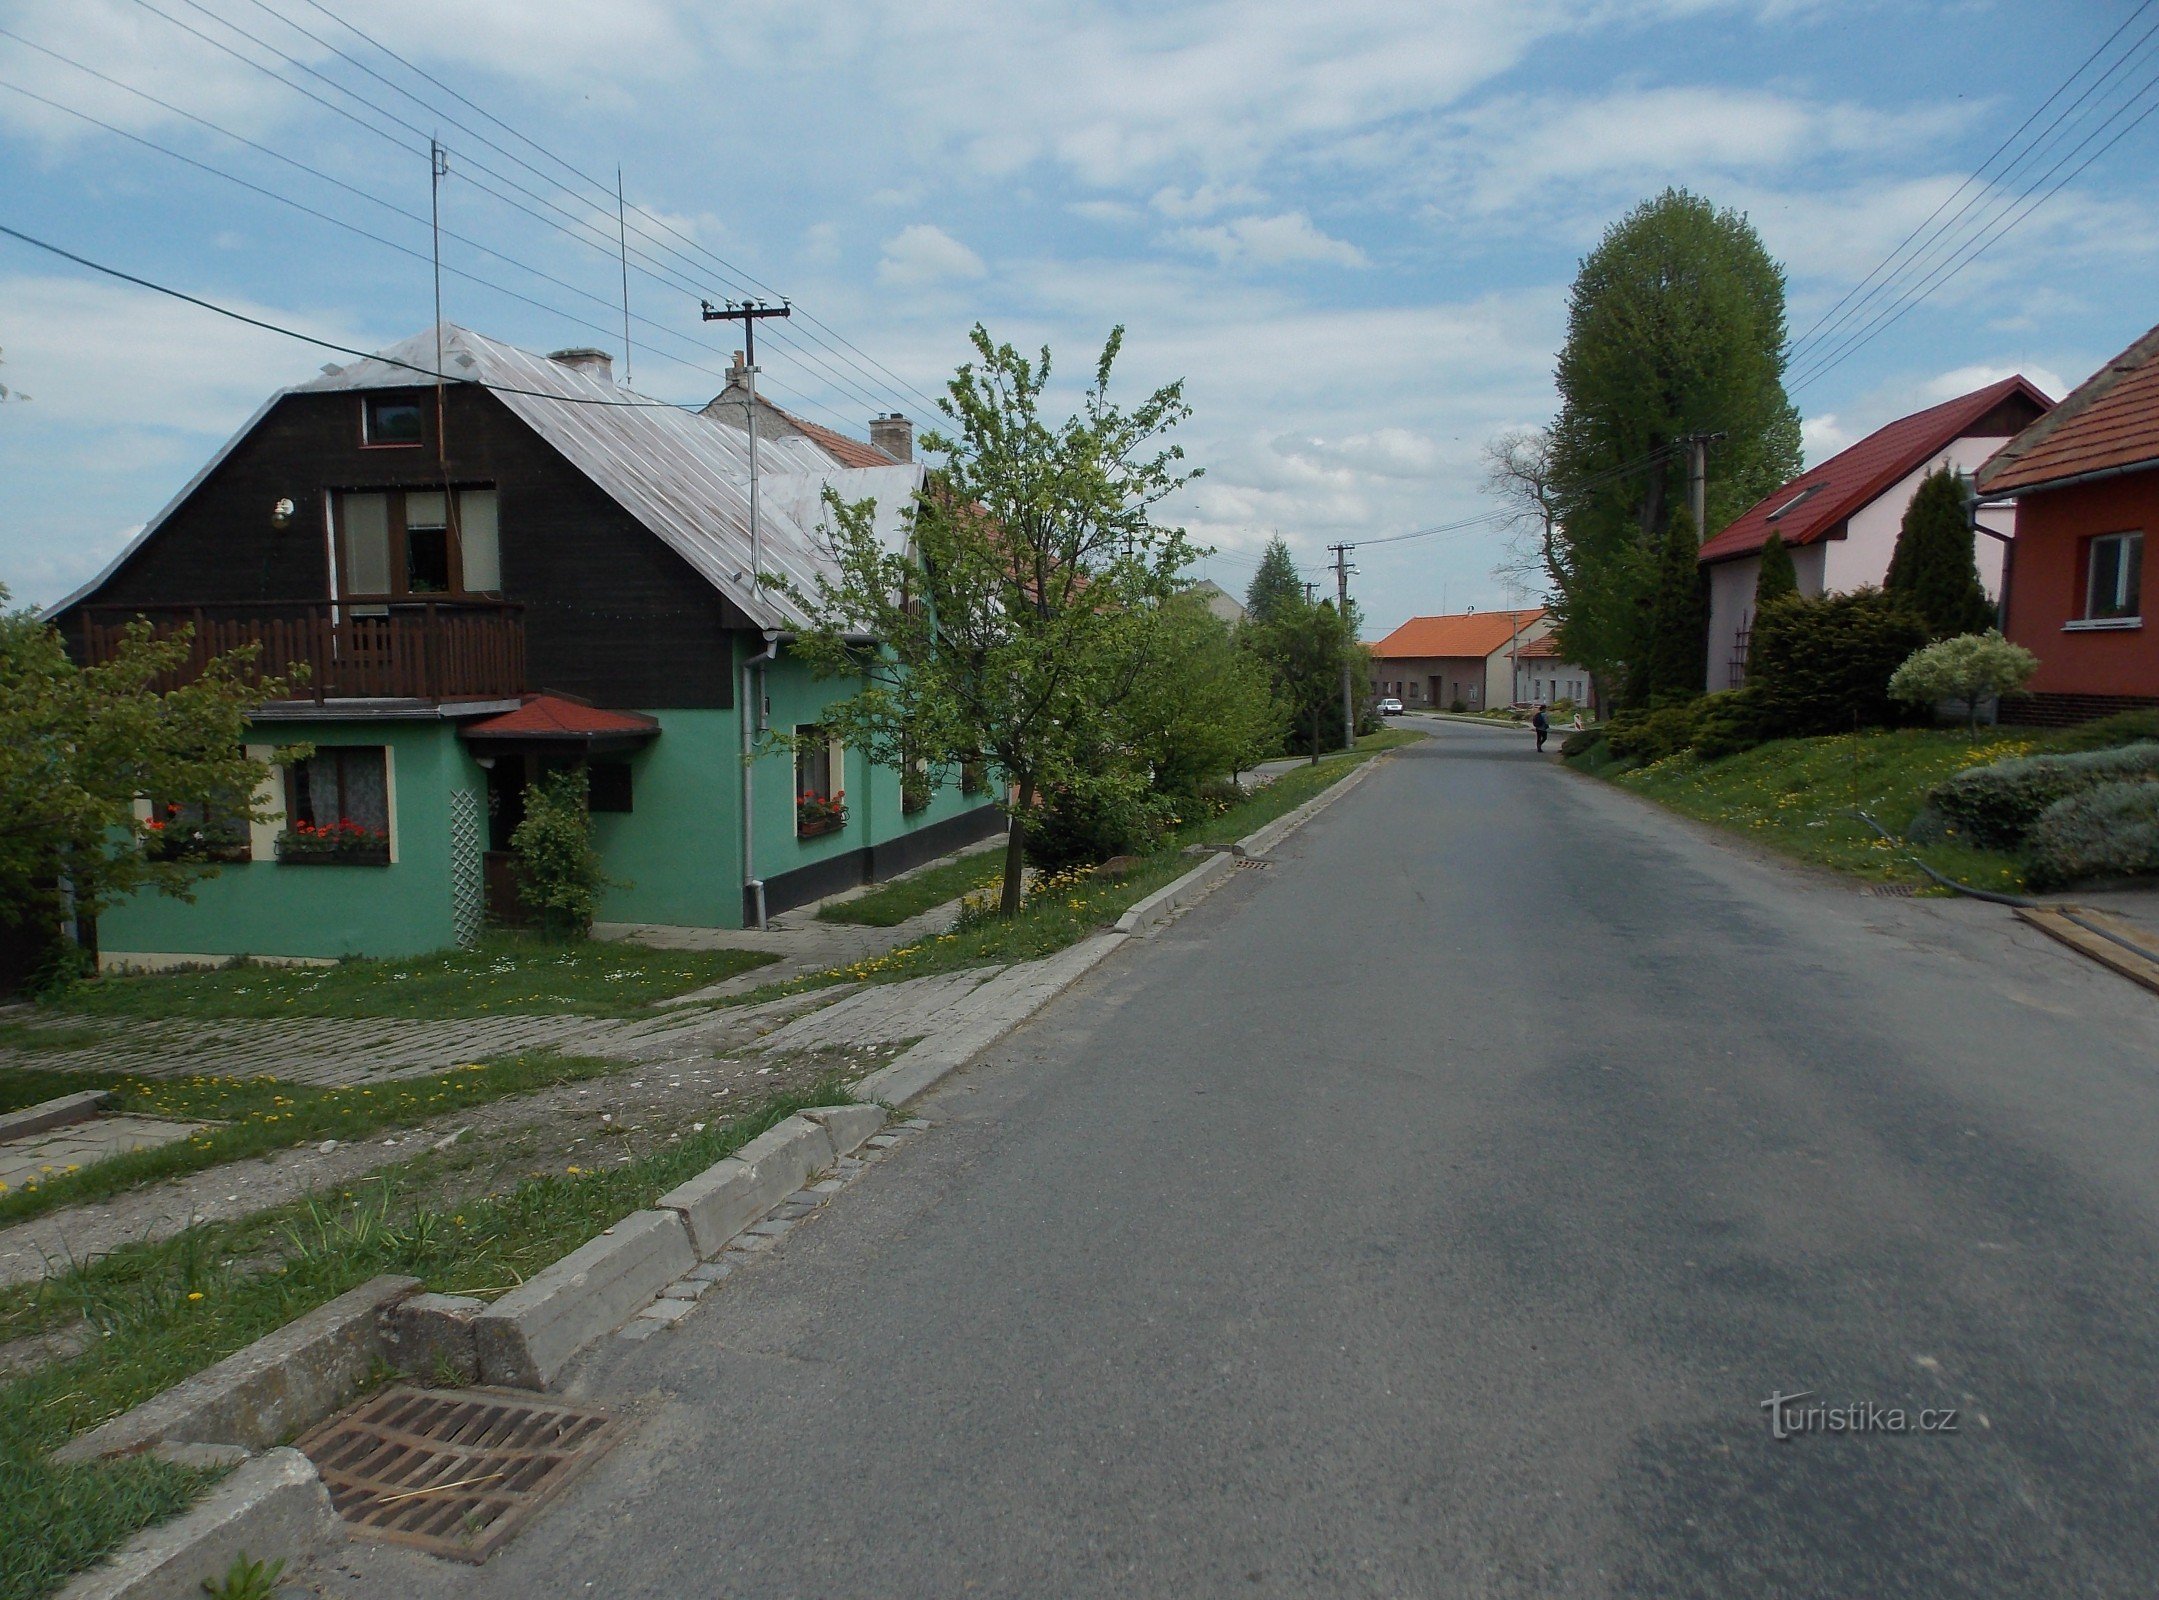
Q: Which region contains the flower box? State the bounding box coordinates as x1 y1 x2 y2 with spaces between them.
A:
275 820 391 866
797 813 845 840
277 844 390 866
797 789 847 839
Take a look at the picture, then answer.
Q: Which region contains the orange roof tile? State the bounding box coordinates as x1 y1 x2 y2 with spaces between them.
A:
1514 635 1565 659
1977 322 2159 496
1370 610 1543 659
1698 376 2051 564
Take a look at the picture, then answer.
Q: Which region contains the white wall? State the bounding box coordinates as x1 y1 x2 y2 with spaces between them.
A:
1822 436 2015 599
1485 615 1553 707
1705 558 1760 691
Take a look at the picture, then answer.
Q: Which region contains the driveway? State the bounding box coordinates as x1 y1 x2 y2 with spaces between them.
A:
316 720 2159 1598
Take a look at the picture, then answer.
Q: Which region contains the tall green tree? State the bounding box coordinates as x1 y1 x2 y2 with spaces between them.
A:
775 324 1198 915
1249 595 1355 763
1755 529 1799 606
1242 536 1304 626
0 589 288 961
1121 593 1282 798
1548 188 1802 703
1637 507 1708 701
1884 466 1995 639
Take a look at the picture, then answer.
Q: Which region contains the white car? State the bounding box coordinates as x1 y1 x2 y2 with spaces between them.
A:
1376 696 1405 716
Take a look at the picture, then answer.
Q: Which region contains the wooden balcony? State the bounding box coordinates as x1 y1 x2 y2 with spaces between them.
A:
77 600 526 702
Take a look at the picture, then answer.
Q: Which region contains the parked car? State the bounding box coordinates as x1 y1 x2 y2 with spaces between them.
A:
1377 696 1404 716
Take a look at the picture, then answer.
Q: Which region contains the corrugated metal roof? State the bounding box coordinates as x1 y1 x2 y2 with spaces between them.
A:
1697 375 2051 565
292 325 922 629
1977 322 2159 496
1370 610 1544 660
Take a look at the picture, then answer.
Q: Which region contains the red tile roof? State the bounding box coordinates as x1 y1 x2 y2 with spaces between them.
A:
1977 323 2159 496
462 694 659 739
779 407 900 470
1370 610 1544 660
1697 375 2052 565
1514 635 1565 659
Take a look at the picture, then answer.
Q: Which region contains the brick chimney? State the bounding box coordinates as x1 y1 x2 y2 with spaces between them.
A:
548 347 614 382
870 412 914 463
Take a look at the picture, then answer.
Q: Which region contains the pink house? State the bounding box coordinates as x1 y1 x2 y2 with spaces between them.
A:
1698 376 2052 689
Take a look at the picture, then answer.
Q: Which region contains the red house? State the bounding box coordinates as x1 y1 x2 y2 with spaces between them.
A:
1977 323 2159 724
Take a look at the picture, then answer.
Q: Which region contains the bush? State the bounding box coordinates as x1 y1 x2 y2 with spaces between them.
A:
1689 687 1776 761
1887 632 2037 731
1560 727 1606 759
1929 742 2159 847
1605 699 1705 763
1748 588 1929 737
509 769 613 937
2043 708 2159 753
1024 773 1162 874
2025 779 2159 891
1449 698 1468 714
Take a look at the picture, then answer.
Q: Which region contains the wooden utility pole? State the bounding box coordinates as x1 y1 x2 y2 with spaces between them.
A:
1680 431 1727 536
1329 542 1357 750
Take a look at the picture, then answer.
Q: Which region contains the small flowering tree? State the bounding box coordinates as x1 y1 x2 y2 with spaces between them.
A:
509 769 615 938
1888 631 2038 734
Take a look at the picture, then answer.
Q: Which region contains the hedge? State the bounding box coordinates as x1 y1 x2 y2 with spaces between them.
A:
1929 742 2159 848
2025 780 2159 891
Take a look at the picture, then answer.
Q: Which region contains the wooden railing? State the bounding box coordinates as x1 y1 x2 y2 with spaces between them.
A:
78 600 526 702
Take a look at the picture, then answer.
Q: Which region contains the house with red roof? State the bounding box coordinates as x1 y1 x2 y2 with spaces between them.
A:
1368 609 1549 712
1977 322 2159 723
1699 376 2052 689
1509 634 1597 713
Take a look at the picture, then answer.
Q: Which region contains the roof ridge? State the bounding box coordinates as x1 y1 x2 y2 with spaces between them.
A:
1977 322 2159 493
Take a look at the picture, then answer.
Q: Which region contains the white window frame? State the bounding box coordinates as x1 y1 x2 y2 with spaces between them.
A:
2069 530 2143 630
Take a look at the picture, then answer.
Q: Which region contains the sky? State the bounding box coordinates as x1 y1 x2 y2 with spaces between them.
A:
1 0 2155 633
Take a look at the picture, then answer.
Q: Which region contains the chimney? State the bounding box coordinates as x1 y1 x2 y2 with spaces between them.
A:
548 347 614 382
870 412 914 463
726 350 749 391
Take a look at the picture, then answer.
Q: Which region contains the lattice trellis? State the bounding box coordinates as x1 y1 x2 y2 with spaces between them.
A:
449 788 484 948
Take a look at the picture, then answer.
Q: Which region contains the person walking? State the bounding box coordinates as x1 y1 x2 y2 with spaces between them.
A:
1532 703 1551 753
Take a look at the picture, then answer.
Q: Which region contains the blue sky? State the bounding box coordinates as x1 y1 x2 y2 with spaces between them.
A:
1 0 2155 633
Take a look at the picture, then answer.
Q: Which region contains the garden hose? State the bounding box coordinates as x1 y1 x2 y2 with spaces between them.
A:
1852 809 2159 967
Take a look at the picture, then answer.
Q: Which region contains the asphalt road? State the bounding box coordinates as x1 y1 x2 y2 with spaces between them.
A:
325 719 2159 1598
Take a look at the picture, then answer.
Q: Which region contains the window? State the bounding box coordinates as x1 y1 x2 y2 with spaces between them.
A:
280 746 391 863
145 793 250 863
2086 531 2143 622
363 396 423 446
795 727 846 837
334 487 500 600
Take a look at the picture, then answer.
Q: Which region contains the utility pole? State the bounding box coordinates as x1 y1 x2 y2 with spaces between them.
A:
1329 542 1358 750
699 299 792 578
1680 430 1727 537
615 166 632 389
429 140 449 472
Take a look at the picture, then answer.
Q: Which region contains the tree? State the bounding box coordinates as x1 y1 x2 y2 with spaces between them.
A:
1484 426 1562 597
1755 529 1798 607
1120 593 1282 799
0 588 286 961
1637 506 1708 701
1242 536 1303 626
776 324 1198 915
509 768 613 937
1885 466 1996 639
1547 188 1802 703
1250 594 1355 763
1888 631 2038 734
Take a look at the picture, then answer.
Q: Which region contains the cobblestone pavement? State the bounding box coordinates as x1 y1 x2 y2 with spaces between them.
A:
601 898 961 1001
0 1114 202 1189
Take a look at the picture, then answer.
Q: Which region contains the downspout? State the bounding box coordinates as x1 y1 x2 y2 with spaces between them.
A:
741 631 780 930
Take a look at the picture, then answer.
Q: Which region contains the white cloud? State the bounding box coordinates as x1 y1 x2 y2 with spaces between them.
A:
1069 199 1145 225
876 224 987 287
1921 362 2068 404
1166 212 1367 268
1150 183 1266 219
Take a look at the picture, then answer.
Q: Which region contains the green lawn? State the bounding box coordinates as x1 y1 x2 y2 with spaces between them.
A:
1593 727 2053 891
0 1080 845 1600
41 935 776 1022
816 849 1003 927
0 1052 629 1229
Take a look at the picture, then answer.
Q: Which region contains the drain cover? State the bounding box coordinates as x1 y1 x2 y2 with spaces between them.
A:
297 1386 620 1562
1234 857 1275 871
1863 883 1920 897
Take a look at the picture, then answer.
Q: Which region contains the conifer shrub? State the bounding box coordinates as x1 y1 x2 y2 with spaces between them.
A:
1746 588 1928 738
2024 780 2159 891
1929 743 2159 848
1605 699 1705 763
1689 688 1776 760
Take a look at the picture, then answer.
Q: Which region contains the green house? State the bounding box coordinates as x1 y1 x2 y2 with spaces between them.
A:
52 326 1000 968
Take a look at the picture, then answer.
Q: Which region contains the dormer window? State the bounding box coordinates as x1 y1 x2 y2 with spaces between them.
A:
1767 483 1824 521
363 396 423 447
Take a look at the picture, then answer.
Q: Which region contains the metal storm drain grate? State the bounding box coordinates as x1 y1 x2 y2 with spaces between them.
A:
296 1386 621 1562
1234 857 1275 871
1863 883 1920 897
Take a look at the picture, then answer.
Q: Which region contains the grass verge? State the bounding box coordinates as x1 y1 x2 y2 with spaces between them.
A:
816 849 1002 927
821 730 1413 985
40 934 776 1022
0 1079 844 1600
0 1052 628 1229
1583 727 2053 891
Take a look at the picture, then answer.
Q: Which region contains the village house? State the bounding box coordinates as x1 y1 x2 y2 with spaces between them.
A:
1368 610 1549 711
1697 375 2052 688
1509 635 1597 715
50 325 1000 968
1977 321 2159 724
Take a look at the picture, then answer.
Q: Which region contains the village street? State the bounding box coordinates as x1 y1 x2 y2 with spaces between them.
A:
315 720 2159 1599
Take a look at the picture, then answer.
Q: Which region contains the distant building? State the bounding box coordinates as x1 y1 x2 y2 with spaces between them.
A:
1184 579 1247 626
1368 610 1548 711
1697 376 2052 690
1511 635 1597 713
1978 321 2159 725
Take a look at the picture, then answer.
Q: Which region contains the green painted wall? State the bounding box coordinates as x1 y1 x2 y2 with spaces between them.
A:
97 719 485 962
589 709 744 928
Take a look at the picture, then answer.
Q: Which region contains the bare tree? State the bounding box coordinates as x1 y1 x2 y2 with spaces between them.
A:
1483 427 1561 597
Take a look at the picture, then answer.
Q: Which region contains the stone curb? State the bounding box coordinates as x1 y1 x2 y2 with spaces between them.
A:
1236 751 1387 858
55 1447 337 1600
474 1210 697 1390
654 1114 839 1258
0 1089 115 1143
1113 850 1235 935
56 1275 420 1464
